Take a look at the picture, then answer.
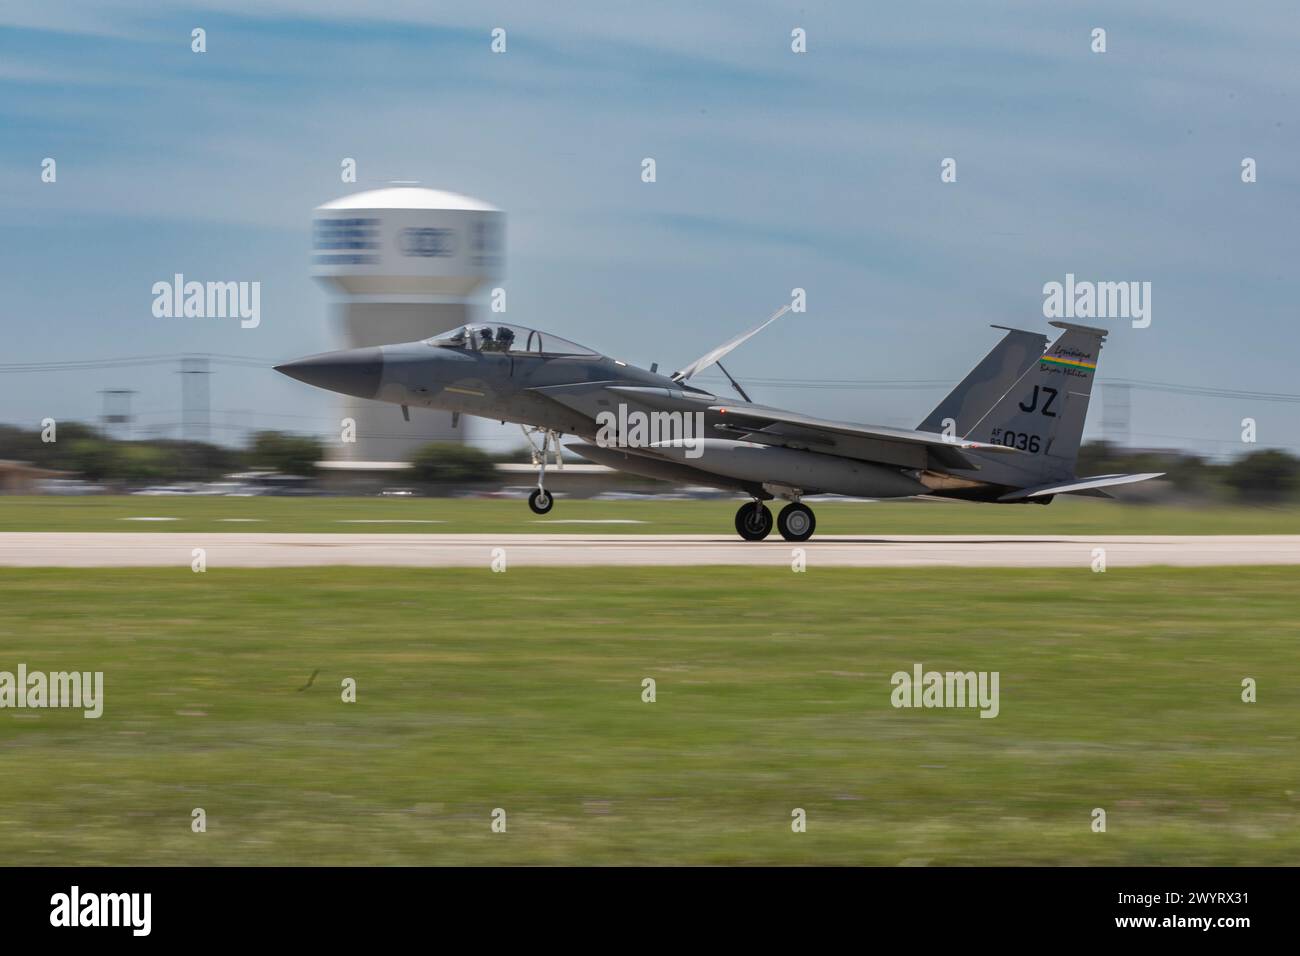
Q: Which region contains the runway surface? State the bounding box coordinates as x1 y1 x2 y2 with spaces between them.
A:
3 532 1300 568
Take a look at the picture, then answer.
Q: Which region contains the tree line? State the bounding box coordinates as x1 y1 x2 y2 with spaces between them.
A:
1 423 1297 502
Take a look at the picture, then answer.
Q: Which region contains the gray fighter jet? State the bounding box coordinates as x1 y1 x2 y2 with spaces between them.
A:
276 311 1162 541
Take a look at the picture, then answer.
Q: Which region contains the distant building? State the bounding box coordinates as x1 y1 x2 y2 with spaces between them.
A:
0 460 70 494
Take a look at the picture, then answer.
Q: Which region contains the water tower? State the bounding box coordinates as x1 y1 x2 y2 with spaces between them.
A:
312 186 504 461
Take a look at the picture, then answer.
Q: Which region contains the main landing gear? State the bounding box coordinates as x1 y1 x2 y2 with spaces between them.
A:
734 501 773 541
523 425 560 515
733 500 816 542
777 501 816 542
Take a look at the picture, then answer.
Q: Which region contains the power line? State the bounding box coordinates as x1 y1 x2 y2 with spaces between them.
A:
4 352 1299 405
696 375 1300 405
0 354 273 373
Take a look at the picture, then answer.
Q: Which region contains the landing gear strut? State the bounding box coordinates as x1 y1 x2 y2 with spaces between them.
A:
777 502 816 542
734 501 774 541
522 425 561 515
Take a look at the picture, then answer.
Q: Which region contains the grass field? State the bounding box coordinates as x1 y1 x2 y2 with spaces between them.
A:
1 565 1296 865
3 494 1300 535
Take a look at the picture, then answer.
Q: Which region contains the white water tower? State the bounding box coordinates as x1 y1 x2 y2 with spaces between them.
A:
312 186 504 461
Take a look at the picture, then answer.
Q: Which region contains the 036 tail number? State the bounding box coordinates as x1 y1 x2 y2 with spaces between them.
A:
992 429 1041 452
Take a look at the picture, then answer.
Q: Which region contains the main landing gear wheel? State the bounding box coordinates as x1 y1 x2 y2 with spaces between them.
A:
528 489 553 514
777 502 816 542
734 502 773 541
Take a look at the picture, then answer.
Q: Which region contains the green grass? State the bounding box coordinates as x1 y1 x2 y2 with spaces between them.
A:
3 494 1300 534
0 566 1296 865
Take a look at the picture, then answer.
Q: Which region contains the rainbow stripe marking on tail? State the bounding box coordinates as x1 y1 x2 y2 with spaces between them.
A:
1040 354 1096 371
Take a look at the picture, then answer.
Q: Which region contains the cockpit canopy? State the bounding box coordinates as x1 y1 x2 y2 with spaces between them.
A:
425 324 597 357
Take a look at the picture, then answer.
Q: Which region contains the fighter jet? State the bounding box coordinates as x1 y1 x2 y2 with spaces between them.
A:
275 311 1162 541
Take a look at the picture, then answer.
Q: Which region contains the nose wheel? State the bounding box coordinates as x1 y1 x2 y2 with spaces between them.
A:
734 501 774 541
777 502 816 542
522 425 562 515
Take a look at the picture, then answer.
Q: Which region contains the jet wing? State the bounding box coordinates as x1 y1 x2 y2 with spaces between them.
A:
997 473 1165 501
708 403 1027 471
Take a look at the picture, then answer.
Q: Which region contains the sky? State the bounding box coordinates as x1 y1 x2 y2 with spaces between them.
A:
2 0 1297 458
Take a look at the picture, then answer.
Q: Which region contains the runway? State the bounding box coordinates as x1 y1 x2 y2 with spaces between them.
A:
2 532 1300 568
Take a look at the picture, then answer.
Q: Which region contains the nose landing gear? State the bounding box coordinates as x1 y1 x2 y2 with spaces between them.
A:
522 425 561 515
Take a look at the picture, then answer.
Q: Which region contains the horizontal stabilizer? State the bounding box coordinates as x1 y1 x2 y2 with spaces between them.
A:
997 473 1165 502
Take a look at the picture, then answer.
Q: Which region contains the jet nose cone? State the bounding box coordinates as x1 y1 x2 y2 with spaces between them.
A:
275 347 383 399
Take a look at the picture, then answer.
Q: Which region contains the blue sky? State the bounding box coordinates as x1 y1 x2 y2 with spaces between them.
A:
2 1 1297 457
